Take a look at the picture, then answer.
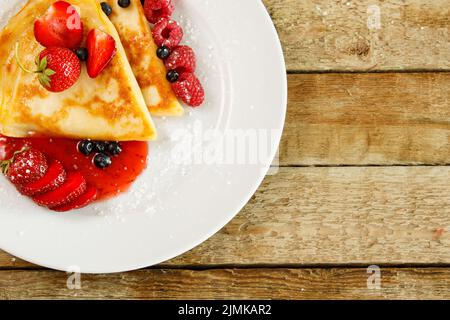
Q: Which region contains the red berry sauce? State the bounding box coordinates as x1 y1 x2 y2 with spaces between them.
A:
0 135 148 201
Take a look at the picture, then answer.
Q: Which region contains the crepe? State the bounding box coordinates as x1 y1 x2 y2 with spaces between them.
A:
104 0 184 117
0 0 157 141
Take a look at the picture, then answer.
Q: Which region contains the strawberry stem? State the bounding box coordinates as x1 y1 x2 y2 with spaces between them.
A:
15 42 55 88
15 42 34 74
0 147 28 175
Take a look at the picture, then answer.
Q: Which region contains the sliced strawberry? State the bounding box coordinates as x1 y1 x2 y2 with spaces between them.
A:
19 161 66 196
34 1 84 49
52 186 98 212
86 29 116 78
33 171 86 208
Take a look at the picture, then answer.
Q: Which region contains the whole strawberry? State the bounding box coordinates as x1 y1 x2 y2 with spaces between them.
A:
15 45 81 92
0 148 48 186
34 1 84 49
37 48 81 92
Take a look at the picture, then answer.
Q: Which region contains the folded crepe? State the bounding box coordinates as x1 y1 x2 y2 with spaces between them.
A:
104 0 184 117
0 0 157 141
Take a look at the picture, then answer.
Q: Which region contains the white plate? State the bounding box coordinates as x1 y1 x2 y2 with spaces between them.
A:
0 0 287 273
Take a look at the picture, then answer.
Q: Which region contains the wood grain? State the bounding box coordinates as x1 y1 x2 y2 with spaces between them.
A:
0 268 448 299
264 0 450 71
1 167 449 268
281 73 450 166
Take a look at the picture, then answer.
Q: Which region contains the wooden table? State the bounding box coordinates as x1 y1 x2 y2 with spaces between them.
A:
0 0 449 299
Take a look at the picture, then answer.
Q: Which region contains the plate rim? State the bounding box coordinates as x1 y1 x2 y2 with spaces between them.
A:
0 0 288 273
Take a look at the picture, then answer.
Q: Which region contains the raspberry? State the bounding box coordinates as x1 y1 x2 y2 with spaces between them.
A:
145 0 171 10
144 0 174 24
171 72 205 107
152 19 183 49
165 45 196 73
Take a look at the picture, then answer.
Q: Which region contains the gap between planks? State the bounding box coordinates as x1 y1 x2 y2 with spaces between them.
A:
0 268 449 299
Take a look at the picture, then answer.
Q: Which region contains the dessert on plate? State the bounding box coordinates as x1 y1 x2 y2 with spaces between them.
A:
0 0 157 141
102 0 184 116
0 0 205 212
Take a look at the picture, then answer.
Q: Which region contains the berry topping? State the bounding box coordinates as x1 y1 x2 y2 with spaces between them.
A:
100 2 113 16
19 161 66 196
34 1 84 49
107 142 123 156
75 47 88 61
165 45 196 73
39 48 81 92
53 186 98 212
145 0 171 10
166 69 179 83
144 0 174 24
93 141 108 153
156 46 171 60
152 19 183 49
171 72 205 107
93 153 112 169
15 45 81 92
78 140 94 156
86 29 117 78
1 148 48 186
118 0 131 8
33 171 87 208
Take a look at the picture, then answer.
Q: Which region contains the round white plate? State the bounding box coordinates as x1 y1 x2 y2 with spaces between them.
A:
0 0 287 273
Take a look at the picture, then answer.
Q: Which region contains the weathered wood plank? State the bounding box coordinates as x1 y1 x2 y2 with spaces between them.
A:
0 268 448 299
281 73 450 166
1 166 449 268
264 0 450 71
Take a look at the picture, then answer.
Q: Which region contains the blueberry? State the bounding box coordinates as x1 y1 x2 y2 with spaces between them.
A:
93 153 112 169
75 47 88 61
107 142 123 156
157 46 171 60
93 141 107 153
100 2 113 16
77 140 94 156
166 70 179 83
118 0 131 8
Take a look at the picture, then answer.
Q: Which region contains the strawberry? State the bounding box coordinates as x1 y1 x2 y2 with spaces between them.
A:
19 161 66 196
34 1 84 49
15 45 81 92
86 29 116 78
33 171 86 208
171 72 205 107
0 148 48 186
38 47 81 92
52 186 98 212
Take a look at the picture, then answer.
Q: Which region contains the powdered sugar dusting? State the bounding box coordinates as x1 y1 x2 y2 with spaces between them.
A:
0 0 231 222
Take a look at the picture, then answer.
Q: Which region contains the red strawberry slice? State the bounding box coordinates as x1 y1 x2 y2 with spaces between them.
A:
34 1 84 49
19 161 66 196
33 171 86 208
52 186 98 212
86 29 116 78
